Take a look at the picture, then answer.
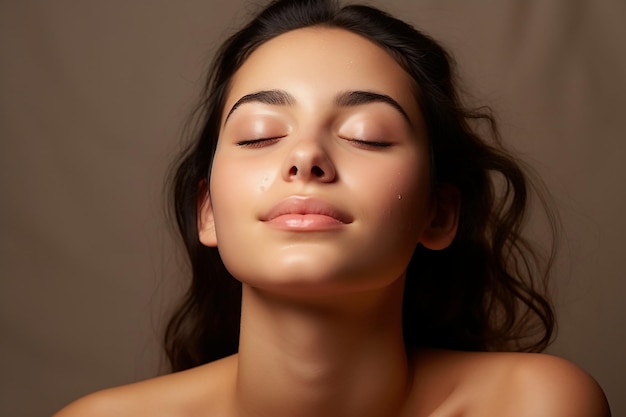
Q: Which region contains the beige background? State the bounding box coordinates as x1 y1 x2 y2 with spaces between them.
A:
1 1 624 416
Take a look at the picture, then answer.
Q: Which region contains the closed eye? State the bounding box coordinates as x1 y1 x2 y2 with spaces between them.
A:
236 137 283 148
348 138 392 148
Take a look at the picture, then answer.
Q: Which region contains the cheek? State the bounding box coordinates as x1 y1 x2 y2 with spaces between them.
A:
392 167 431 211
209 154 245 235
209 151 279 238
211 151 269 200
359 159 432 238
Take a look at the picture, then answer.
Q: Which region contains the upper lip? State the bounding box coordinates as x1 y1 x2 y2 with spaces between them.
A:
261 196 353 223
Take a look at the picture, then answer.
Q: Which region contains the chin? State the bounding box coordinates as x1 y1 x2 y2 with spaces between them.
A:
237 260 404 299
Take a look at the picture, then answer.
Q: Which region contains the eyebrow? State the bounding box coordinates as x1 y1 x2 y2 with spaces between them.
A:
335 90 410 123
224 89 411 124
225 90 295 121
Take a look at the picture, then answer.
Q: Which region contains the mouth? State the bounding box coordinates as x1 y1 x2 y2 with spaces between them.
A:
261 196 353 231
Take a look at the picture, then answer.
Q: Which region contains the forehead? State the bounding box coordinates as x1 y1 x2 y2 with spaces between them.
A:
225 27 420 119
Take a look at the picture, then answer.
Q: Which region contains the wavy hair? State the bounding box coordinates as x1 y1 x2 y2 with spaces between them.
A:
164 0 558 372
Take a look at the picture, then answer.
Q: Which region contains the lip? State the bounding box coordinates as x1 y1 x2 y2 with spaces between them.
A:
260 196 353 231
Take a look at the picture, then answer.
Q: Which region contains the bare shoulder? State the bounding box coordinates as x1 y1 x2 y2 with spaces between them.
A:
492 352 611 417
53 354 238 417
408 349 610 417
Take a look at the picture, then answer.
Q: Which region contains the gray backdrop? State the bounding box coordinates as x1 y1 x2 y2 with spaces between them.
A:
1 1 624 416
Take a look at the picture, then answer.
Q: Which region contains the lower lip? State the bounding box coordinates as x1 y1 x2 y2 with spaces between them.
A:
265 214 346 231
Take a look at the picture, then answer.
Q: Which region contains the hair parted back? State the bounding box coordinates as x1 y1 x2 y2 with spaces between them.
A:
165 0 558 372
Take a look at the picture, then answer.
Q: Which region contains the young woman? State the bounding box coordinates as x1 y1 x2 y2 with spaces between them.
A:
56 0 610 416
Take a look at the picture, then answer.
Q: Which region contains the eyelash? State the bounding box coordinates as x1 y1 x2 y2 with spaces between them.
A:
236 137 391 149
236 137 282 148
348 138 391 148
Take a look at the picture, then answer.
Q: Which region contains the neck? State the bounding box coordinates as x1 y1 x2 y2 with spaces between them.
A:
234 277 411 417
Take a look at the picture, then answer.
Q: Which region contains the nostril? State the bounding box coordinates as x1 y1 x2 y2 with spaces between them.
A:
289 166 298 176
311 166 324 177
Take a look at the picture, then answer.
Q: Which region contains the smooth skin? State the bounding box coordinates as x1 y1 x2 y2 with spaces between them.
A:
55 28 611 417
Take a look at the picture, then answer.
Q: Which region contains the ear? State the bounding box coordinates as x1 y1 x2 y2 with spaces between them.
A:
419 183 460 250
197 181 218 247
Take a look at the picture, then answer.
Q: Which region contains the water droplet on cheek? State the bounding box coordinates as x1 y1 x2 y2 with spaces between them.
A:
258 175 270 192
397 194 402 200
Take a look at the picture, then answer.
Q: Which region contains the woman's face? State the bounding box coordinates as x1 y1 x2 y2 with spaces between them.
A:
201 28 438 296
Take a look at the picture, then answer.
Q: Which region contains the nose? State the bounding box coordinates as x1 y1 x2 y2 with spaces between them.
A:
281 137 336 183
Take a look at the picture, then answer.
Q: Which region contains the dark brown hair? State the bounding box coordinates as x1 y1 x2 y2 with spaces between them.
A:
164 0 558 372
